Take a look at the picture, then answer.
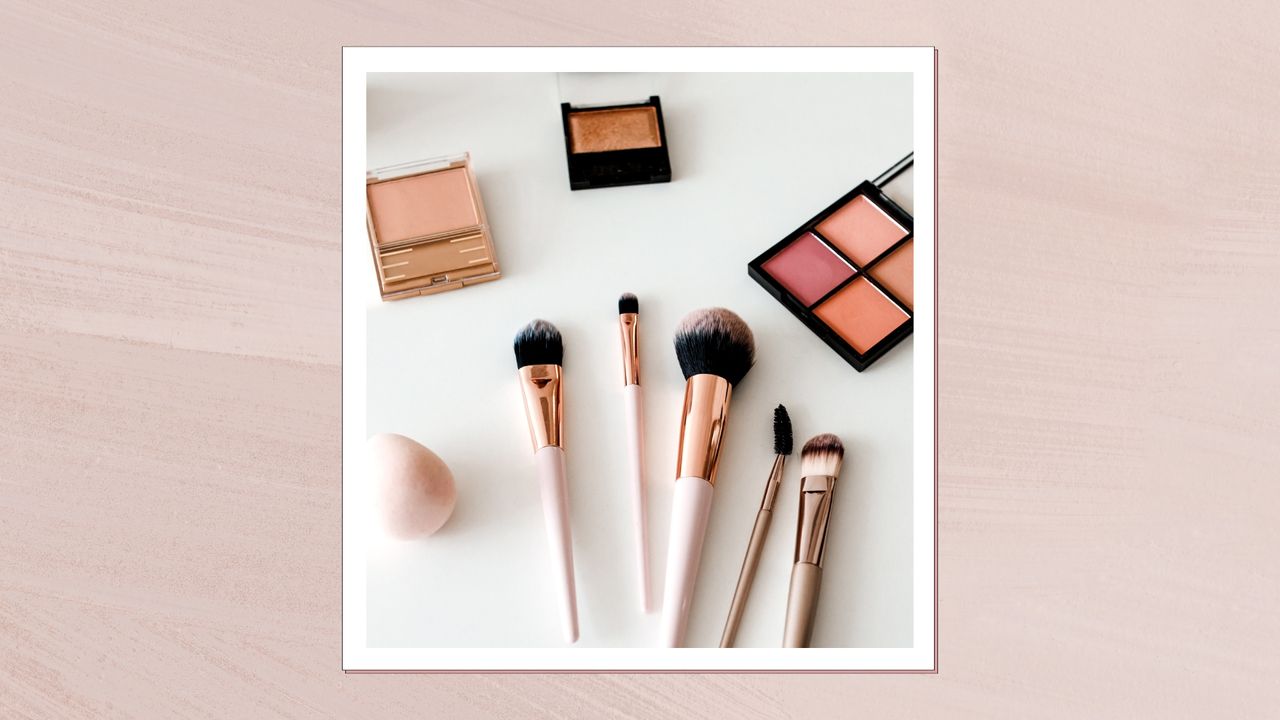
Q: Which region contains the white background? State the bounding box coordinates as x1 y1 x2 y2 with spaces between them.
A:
345 49 935 670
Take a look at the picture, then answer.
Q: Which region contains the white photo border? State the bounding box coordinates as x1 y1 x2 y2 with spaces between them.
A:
342 46 937 671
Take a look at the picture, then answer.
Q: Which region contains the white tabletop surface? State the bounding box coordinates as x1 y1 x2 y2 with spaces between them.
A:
363 72 914 648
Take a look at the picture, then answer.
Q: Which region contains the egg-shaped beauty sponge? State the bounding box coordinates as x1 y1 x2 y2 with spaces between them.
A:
367 433 457 539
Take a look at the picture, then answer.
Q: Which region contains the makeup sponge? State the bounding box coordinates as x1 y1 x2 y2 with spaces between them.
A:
367 433 456 539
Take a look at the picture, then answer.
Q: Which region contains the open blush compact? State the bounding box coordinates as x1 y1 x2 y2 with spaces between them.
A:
749 153 916 371
365 153 501 301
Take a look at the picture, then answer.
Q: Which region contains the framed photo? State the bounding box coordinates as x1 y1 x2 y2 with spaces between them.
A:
342 46 936 671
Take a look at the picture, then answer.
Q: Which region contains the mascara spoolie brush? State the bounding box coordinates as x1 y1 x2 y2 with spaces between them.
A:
719 404 792 647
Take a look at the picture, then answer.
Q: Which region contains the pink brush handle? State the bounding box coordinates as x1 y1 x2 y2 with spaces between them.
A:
623 385 651 613
660 475 715 647
535 445 579 644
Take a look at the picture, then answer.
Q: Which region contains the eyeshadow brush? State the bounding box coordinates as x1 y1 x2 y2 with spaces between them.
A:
719 404 792 648
783 433 845 648
661 308 755 647
617 293 651 612
514 320 579 643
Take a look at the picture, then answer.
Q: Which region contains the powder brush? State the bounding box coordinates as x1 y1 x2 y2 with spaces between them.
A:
661 308 755 647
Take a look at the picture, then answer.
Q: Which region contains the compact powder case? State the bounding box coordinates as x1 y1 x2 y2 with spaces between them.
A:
560 95 672 190
748 154 916 371
365 153 501 301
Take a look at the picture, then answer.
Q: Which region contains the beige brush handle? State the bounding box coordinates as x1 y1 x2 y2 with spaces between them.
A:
782 562 823 648
660 475 715 647
719 509 773 648
623 384 651 613
535 445 578 644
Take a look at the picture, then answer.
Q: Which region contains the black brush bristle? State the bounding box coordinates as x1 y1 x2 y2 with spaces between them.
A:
773 404 793 455
618 293 638 315
672 308 755 386
513 319 563 368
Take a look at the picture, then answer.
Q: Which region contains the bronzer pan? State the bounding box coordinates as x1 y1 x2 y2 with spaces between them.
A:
554 61 674 193
748 153 916 371
560 96 672 190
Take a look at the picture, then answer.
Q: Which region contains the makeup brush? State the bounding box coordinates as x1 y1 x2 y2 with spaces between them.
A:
661 307 755 647
617 293 651 612
514 319 579 643
783 433 845 648
719 404 792 648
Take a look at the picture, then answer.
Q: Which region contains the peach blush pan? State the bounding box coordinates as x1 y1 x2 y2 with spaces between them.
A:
816 195 907 266
747 153 914 371
366 167 479 243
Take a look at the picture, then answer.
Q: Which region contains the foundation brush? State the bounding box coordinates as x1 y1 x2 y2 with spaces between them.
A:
661 307 755 647
783 433 845 648
617 293 651 612
514 319 579 643
719 404 792 648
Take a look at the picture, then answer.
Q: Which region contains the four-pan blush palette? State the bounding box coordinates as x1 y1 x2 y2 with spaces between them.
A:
749 156 915 371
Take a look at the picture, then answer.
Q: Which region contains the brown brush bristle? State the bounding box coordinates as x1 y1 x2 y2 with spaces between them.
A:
800 433 844 477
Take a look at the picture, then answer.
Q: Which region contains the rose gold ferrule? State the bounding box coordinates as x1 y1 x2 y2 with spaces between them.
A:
793 475 837 567
518 364 563 451
759 454 786 511
618 313 640 386
674 374 733 486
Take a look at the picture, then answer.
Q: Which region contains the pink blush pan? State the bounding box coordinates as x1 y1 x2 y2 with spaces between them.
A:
761 233 854 306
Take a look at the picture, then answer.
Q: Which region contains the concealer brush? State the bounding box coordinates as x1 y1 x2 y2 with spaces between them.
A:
514 319 579 643
617 293 651 612
719 404 792 648
661 308 755 647
783 433 845 648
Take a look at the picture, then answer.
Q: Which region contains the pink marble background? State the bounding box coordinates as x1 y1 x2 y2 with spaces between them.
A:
2 1 1278 716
